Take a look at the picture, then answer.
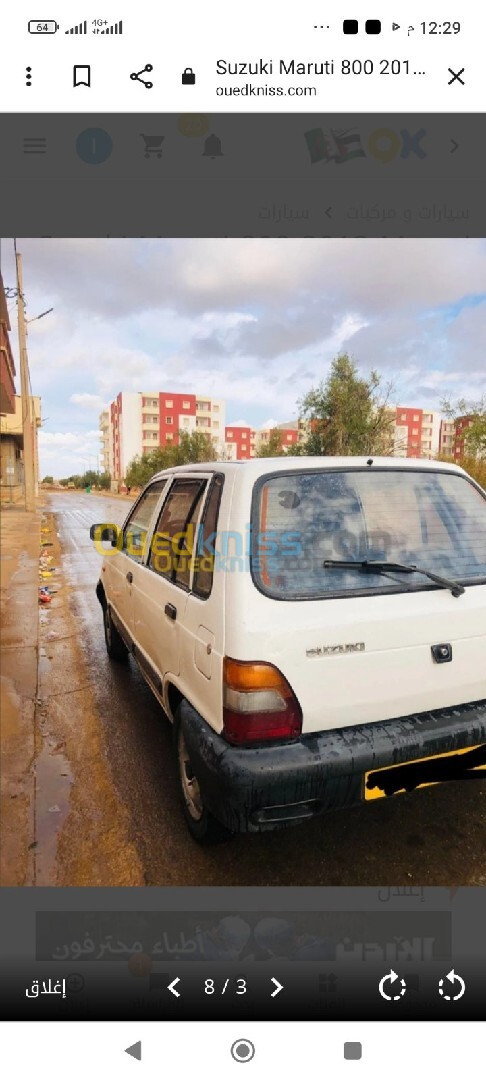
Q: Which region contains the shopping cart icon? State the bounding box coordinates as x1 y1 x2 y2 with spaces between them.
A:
140 134 164 158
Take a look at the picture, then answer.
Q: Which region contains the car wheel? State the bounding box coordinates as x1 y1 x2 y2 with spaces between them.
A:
103 604 129 663
174 712 231 845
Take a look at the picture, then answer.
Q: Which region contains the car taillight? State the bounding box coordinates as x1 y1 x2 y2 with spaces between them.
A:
222 657 302 746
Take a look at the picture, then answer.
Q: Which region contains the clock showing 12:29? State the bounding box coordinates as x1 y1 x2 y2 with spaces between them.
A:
420 21 461 33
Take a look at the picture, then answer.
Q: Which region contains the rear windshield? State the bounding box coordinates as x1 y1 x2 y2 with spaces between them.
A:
251 468 486 599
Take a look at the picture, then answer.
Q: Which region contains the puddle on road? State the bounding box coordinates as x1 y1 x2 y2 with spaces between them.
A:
34 733 73 886
35 632 73 885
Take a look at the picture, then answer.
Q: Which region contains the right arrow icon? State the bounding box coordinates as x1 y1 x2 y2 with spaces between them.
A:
270 977 284 998
450 139 459 153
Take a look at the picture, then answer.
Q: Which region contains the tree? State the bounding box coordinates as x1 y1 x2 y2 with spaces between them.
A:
125 430 216 489
170 429 217 466
297 354 395 456
41 475 54 485
255 429 287 457
82 469 99 487
436 453 486 490
124 452 160 490
441 395 486 459
58 471 103 488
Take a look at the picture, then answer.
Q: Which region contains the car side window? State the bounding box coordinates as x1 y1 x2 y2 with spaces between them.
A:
123 480 168 563
149 478 207 587
193 475 224 599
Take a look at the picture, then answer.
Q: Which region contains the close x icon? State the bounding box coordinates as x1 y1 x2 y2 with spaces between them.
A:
366 743 486 800
448 67 465 85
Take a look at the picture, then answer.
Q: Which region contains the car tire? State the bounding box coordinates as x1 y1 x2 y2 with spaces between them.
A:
174 710 231 845
103 604 129 663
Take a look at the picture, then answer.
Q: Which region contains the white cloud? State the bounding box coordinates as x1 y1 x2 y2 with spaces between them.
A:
38 429 103 475
70 393 106 409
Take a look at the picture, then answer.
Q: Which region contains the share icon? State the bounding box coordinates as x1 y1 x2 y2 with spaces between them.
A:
130 64 154 89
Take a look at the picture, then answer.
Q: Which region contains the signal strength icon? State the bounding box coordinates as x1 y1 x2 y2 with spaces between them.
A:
100 20 123 34
65 20 87 34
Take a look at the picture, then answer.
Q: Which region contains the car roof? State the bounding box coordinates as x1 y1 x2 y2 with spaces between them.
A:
149 456 468 482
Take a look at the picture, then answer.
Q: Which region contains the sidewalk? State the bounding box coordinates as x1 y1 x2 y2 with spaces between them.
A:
0 506 41 885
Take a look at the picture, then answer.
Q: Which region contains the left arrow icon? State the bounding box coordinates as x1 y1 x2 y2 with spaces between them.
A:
270 978 284 998
124 1041 142 1061
168 977 181 997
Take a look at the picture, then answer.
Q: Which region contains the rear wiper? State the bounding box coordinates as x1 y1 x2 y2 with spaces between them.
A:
323 559 465 598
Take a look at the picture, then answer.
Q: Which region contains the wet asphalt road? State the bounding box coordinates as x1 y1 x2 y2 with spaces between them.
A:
50 491 486 886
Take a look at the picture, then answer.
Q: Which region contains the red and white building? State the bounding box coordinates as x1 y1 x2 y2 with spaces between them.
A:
451 415 475 460
393 407 442 459
108 391 225 479
224 425 255 460
225 422 299 459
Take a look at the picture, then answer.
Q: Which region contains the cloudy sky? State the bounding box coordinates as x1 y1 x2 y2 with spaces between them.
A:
1 238 485 477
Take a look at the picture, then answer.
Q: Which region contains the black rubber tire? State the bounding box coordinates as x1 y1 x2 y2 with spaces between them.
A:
103 604 129 663
174 710 232 845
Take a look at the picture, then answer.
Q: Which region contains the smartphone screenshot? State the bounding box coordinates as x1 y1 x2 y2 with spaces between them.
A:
0 1 485 1075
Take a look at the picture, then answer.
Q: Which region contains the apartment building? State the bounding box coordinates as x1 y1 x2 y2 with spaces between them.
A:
224 425 255 460
225 422 299 459
393 407 441 459
99 409 112 474
108 391 226 479
391 408 480 462
452 415 475 460
256 422 299 454
439 419 455 458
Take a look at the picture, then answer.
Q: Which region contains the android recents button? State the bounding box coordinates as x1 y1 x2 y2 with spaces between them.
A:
344 1042 362 1060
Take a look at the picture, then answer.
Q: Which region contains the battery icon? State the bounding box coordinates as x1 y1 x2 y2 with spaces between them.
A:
28 20 59 33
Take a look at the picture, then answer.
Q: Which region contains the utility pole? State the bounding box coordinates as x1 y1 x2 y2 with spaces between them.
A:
15 250 36 511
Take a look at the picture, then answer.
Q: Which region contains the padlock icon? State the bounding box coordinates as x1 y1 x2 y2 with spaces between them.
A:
182 67 196 85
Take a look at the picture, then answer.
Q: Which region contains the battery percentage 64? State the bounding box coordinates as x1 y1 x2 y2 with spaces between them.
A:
28 21 60 33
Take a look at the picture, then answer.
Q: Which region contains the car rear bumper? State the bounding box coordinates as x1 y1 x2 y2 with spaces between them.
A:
180 698 486 833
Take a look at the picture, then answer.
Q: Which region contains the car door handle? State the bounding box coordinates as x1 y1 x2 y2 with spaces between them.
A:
165 603 177 621
126 571 133 584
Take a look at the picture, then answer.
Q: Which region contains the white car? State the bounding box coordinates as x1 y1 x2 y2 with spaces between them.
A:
92 457 486 843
